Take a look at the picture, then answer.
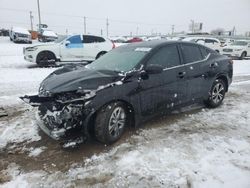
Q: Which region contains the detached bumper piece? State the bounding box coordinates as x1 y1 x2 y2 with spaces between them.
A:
20 95 53 107
20 95 87 147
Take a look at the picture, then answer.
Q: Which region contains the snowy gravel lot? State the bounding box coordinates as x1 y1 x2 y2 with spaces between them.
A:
0 37 250 188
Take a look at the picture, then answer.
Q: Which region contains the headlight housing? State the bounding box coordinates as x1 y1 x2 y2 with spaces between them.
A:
38 85 52 97
26 47 38 51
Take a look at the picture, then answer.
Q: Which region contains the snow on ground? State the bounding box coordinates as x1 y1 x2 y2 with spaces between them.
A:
0 36 250 187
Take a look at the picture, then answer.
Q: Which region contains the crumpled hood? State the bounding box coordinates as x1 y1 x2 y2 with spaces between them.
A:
40 65 121 94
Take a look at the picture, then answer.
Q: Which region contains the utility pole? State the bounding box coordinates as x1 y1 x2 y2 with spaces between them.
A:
29 11 34 31
190 20 194 33
136 26 139 36
171 25 175 35
84 16 87 34
232 26 236 36
106 18 109 38
101 29 103 36
37 0 41 31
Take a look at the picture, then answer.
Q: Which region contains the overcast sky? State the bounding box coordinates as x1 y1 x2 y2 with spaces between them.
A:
0 0 250 36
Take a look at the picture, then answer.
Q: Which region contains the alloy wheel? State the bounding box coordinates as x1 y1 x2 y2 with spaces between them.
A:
212 82 225 104
108 107 126 137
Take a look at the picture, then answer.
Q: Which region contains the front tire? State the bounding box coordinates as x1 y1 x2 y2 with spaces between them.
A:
95 102 128 144
36 51 56 67
205 79 226 108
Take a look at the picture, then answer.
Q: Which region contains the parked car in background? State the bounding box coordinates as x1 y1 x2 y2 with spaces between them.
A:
219 38 235 47
145 36 162 41
38 29 58 42
126 37 143 43
222 40 250 59
183 37 222 53
23 34 115 66
21 40 233 145
110 36 127 43
9 27 32 43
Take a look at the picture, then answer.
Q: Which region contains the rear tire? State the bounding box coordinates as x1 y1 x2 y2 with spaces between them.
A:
204 79 226 108
95 102 128 144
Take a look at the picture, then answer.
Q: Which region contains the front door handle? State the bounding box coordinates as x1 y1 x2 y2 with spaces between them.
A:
178 71 186 79
210 62 218 68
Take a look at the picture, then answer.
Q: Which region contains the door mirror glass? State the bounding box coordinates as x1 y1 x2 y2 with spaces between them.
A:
145 64 164 74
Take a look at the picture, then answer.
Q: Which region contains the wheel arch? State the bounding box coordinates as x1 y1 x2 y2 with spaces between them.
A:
36 50 57 63
242 51 247 56
96 51 107 59
216 74 229 92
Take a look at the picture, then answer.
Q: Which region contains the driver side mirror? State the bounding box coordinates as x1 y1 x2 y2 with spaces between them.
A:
65 40 70 46
145 64 164 74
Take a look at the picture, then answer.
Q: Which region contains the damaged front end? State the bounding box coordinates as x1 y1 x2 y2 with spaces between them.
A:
20 90 94 145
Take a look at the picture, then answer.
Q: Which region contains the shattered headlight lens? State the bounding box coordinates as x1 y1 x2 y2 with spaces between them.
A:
56 90 95 104
38 85 52 97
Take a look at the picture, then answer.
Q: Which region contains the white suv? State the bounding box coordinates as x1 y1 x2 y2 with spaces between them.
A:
222 40 250 60
24 34 114 66
183 37 222 53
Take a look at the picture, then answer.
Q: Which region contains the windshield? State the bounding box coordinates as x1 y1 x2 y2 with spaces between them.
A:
55 35 67 43
86 46 150 73
231 41 248 46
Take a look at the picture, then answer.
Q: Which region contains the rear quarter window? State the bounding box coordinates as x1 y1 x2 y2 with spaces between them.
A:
200 47 209 59
181 44 203 63
83 35 105 43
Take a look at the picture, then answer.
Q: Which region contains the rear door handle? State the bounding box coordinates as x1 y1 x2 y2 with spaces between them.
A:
178 71 186 79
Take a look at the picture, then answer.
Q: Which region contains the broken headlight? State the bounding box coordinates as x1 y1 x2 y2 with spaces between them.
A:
38 85 52 97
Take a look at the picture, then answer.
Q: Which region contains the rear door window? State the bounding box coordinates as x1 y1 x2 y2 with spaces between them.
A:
147 45 181 68
83 35 105 43
181 44 203 63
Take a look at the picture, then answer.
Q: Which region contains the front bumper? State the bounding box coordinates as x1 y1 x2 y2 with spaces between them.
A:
36 115 66 140
23 48 36 63
14 37 31 43
21 95 89 140
222 52 241 58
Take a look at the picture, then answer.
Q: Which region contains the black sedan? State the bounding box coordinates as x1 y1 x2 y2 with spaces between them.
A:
21 40 233 145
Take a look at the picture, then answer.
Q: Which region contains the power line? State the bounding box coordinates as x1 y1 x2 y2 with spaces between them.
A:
0 7 181 27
